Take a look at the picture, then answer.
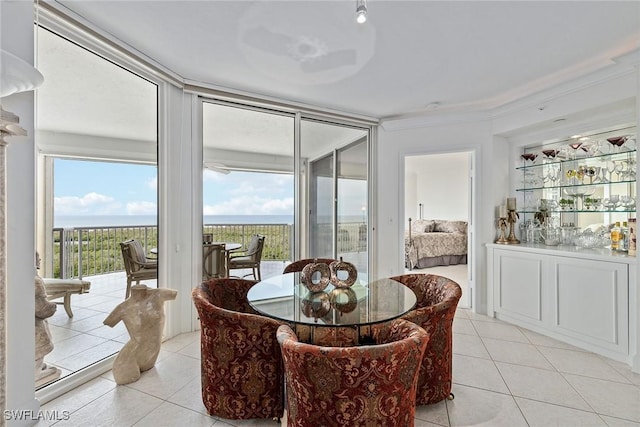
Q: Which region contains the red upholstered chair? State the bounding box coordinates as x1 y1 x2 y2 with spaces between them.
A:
282 258 336 274
277 318 429 427
392 273 462 405
192 278 285 421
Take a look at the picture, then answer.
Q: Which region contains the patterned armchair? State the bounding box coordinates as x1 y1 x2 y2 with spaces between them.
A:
392 273 462 405
277 318 429 427
282 257 337 273
192 278 285 420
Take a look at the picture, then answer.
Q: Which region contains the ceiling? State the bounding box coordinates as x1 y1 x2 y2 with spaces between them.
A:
50 0 640 121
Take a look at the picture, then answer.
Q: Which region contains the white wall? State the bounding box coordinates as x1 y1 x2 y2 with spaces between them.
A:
2 1 41 424
377 119 501 313
405 153 469 222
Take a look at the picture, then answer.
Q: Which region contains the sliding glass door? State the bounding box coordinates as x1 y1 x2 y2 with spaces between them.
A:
302 119 369 275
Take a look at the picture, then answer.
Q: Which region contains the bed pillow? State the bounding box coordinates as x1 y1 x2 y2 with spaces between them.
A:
411 219 435 233
435 220 467 234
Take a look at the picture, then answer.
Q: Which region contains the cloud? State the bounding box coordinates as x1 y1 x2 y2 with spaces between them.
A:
146 176 157 191
54 192 122 214
204 196 294 215
126 201 157 215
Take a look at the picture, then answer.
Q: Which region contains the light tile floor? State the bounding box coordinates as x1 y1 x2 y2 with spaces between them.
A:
38 306 640 426
42 262 287 387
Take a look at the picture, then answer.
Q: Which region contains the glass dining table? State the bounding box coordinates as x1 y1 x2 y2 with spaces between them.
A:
247 272 417 345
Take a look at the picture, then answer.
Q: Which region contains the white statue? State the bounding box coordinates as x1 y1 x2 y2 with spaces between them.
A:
104 284 177 385
34 252 61 386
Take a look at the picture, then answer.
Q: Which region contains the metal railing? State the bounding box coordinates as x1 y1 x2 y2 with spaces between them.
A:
51 221 366 279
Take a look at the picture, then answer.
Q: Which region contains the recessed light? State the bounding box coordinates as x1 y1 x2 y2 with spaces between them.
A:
570 134 582 139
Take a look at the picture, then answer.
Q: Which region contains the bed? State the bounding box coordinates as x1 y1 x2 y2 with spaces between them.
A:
405 218 468 269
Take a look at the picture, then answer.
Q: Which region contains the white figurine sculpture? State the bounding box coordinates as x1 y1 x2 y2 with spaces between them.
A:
104 284 177 385
34 253 61 386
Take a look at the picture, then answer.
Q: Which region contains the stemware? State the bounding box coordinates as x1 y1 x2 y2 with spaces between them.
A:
606 160 618 183
541 149 560 163
545 165 560 185
585 166 598 184
568 142 583 160
607 136 626 153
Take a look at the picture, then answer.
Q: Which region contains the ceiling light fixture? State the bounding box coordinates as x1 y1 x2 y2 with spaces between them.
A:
356 0 367 24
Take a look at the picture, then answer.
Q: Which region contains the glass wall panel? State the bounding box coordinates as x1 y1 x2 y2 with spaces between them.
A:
337 139 368 273
202 101 295 278
35 26 158 389
302 119 369 274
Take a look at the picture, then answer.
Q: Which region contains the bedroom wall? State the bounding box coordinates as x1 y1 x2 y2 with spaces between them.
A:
405 152 469 222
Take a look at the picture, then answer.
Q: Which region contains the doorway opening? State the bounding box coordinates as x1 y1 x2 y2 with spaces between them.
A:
404 151 473 308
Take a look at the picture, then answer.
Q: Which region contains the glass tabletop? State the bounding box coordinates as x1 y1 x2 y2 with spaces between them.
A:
247 272 417 327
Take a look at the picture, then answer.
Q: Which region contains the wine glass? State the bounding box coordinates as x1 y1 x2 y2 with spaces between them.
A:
541 149 559 163
607 136 626 153
568 142 583 160
606 160 618 182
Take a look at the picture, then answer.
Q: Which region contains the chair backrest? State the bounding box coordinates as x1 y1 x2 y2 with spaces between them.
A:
277 318 428 427
192 278 285 420
245 234 265 261
283 258 337 274
392 273 461 405
391 273 462 312
120 239 146 273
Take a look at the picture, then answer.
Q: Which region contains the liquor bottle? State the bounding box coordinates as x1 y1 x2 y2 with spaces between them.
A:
629 219 637 256
620 221 629 252
610 222 621 251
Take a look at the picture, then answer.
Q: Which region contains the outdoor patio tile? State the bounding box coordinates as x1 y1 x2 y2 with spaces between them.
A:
53 340 122 372
47 334 108 364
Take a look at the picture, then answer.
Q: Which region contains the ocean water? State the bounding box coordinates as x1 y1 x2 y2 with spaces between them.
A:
55 214 294 228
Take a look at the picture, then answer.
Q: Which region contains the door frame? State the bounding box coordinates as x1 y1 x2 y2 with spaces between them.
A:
401 148 476 309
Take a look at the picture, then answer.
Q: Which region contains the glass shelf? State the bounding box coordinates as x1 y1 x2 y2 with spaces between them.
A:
516 178 636 192
518 209 636 214
516 149 636 171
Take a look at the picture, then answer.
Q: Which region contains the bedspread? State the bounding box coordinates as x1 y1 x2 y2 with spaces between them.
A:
405 231 467 269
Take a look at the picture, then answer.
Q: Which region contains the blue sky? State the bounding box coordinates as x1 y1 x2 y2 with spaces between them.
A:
54 159 294 216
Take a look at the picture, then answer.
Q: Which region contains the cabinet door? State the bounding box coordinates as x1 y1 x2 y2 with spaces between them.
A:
493 249 545 325
551 257 628 354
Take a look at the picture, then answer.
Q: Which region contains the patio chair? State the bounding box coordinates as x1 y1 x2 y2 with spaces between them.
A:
120 239 158 299
228 234 265 280
42 277 91 318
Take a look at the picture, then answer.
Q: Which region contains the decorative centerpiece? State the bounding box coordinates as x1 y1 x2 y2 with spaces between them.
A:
301 259 331 292
329 288 357 314
301 291 331 321
329 257 357 288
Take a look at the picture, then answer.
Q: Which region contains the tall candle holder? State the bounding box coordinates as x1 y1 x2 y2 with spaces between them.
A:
507 209 520 244
495 217 508 244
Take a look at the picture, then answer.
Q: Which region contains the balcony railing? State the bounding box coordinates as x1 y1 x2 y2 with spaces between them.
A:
51 221 366 279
